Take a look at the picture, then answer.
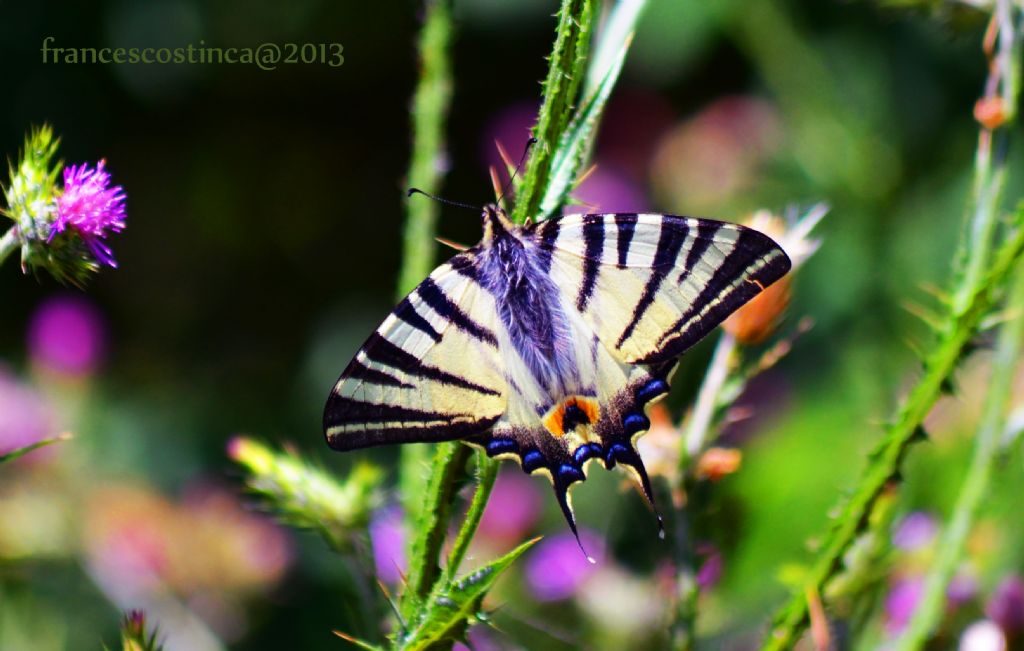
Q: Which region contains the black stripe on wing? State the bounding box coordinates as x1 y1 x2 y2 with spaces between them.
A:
576 214 604 312
642 228 790 363
614 213 638 268
615 218 691 349
416 277 498 346
325 395 499 450
361 332 501 396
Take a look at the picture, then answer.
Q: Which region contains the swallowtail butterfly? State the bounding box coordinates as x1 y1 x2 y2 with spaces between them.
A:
323 204 790 541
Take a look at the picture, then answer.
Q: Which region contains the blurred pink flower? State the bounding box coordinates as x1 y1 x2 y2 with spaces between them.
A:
987 576 1024 635
525 529 604 601
695 543 723 589
893 511 939 551
27 294 107 376
0 366 56 460
949 573 980 606
650 96 780 213
478 469 541 544
84 482 293 598
563 166 647 215
480 102 536 176
370 506 407 584
885 577 924 634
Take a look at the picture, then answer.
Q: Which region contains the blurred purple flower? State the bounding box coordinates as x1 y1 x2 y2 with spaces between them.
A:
0 366 55 458
949 573 980 606
370 506 407 584
480 102 536 178
563 166 647 216
893 511 939 551
478 470 541 544
27 294 107 376
525 529 603 601
987 576 1024 634
886 577 924 634
50 160 126 268
696 543 723 589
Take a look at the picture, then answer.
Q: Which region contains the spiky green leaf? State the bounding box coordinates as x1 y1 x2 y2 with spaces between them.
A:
397 538 538 651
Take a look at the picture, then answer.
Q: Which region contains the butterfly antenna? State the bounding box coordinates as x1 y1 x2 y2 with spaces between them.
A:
407 188 478 211
496 137 538 206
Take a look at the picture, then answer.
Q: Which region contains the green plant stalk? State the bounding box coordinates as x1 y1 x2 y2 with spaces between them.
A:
445 453 499 581
398 0 455 565
399 0 594 620
0 226 19 268
400 442 472 621
897 262 1024 649
761 216 1024 651
511 0 595 225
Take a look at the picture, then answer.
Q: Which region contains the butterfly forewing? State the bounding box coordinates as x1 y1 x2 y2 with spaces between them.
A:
323 254 507 451
537 213 791 364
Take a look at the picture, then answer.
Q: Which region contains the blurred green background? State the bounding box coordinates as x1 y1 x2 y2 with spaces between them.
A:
3 0 1024 649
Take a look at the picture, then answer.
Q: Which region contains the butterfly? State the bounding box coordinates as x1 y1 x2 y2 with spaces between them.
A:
323 204 790 542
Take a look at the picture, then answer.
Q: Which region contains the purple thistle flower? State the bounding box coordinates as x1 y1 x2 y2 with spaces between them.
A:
50 160 126 267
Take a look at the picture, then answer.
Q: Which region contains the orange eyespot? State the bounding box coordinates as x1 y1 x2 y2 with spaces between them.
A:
542 396 601 437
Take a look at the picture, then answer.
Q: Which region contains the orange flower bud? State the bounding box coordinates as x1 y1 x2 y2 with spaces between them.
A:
696 447 742 481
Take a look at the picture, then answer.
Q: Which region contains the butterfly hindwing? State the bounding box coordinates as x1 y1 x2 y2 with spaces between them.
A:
534 213 791 364
323 253 507 451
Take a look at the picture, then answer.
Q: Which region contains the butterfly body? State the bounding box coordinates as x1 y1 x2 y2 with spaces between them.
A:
324 205 790 538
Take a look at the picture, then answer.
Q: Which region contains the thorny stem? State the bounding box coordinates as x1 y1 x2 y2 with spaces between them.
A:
511 0 595 225
445 453 500 581
397 0 457 618
898 265 1024 648
763 220 1024 651
895 7 1024 647
670 331 736 651
399 0 595 627
0 226 19 268
400 443 472 622
761 6 1024 645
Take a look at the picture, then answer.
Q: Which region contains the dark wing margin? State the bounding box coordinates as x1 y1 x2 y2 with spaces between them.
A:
323 253 507 452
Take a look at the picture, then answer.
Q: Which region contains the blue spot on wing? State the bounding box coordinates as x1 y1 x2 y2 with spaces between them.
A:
636 378 669 404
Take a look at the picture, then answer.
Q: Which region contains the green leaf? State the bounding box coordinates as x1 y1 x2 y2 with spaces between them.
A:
397 538 539 651
0 433 70 465
538 32 635 220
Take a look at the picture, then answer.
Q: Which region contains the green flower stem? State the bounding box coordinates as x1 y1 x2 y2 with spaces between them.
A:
445 454 499 581
897 262 1024 648
397 0 455 583
762 216 1024 650
681 331 738 464
0 226 19 268
762 8 1023 648
510 0 595 225
399 0 594 625
397 0 453 298
400 442 472 621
